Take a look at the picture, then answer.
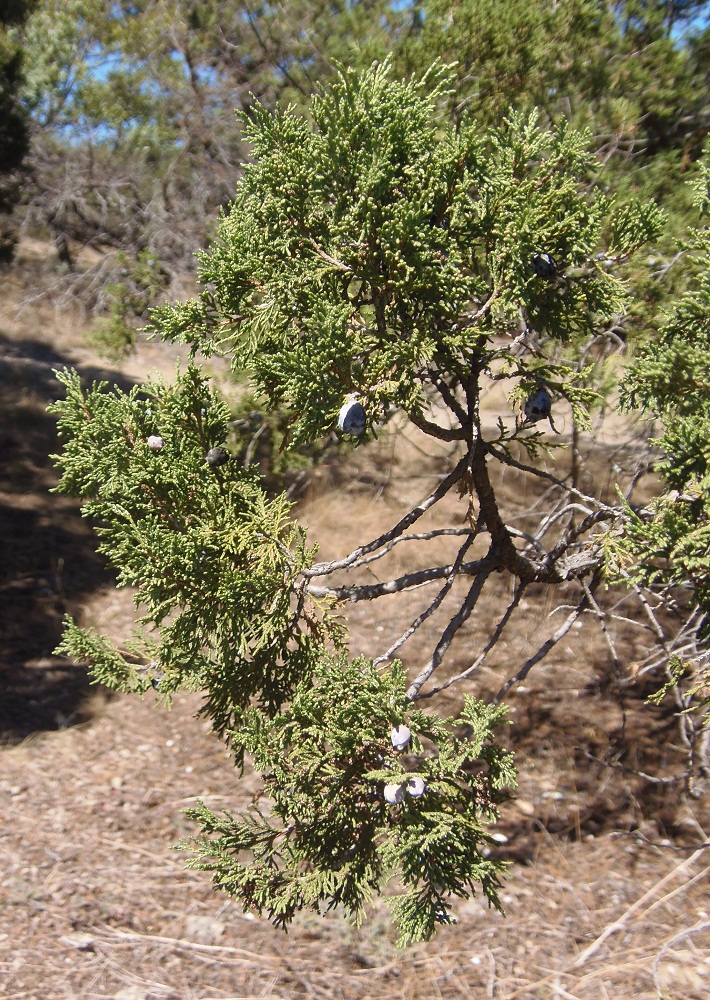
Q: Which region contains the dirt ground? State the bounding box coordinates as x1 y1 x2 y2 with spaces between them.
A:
1 246 709 1000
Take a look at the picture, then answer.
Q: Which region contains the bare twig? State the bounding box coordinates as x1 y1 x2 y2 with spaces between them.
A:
302 455 468 578
547 509 614 561
97 925 275 961
373 535 477 666
617 570 696 761
619 829 710 852
572 846 709 968
426 366 469 426
580 578 621 672
652 919 710 995
494 597 588 705
408 409 467 442
243 422 267 468
533 502 595 543
485 442 619 511
456 285 505 329
306 556 486 603
305 236 352 273
581 750 682 786
421 580 528 698
345 526 474 571
407 558 496 700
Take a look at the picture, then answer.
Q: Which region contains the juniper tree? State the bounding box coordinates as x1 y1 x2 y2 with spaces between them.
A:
606 162 710 777
51 61 704 946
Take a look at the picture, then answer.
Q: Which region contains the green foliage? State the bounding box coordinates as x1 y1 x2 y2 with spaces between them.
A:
607 166 710 702
0 0 34 259
645 654 687 706
386 2 710 336
226 388 341 497
183 656 514 946
157 64 655 448
50 365 336 734
51 63 670 942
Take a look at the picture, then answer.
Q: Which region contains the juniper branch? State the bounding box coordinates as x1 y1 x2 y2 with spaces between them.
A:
373 534 478 666
426 367 469 426
421 581 528 698
408 410 468 442
345 527 475 571
485 442 620 511
305 556 487 603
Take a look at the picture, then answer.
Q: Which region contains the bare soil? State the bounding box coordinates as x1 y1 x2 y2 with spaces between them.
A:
1 247 709 999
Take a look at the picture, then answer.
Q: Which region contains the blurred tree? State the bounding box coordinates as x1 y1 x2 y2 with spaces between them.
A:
13 0 710 342
19 1 402 274
398 1 618 129
613 0 710 36
396 1 710 157
0 0 35 260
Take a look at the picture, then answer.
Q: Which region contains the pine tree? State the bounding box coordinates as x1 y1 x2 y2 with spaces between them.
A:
51 62 684 944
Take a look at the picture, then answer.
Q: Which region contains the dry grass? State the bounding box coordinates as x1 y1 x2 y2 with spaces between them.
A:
1 248 709 999
2 685 709 999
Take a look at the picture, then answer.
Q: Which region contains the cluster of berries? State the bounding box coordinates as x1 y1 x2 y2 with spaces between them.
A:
146 435 230 466
383 725 426 804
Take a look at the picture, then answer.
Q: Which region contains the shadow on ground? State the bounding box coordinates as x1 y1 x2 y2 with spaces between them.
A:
0 332 137 743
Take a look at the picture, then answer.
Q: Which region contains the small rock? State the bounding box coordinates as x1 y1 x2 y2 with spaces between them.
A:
183 915 225 945
61 932 96 952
